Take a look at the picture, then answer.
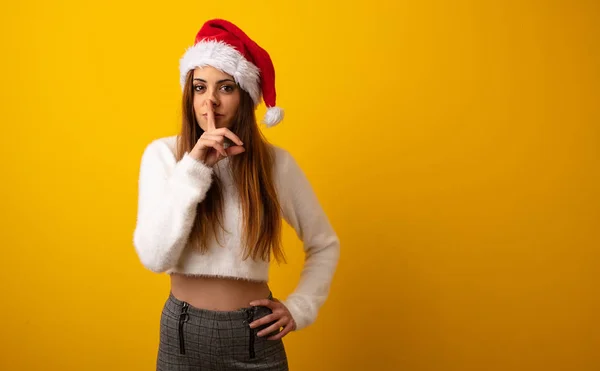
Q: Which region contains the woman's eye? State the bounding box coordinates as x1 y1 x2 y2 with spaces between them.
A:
193 85 205 92
221 85 235 93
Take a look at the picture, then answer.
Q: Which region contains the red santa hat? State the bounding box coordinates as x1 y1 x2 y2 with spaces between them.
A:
179 19 284 127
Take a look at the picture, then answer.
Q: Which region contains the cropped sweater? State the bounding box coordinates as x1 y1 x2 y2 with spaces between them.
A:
132 135 340 330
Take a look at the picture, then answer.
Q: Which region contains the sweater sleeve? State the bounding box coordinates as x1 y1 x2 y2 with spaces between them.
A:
133 139 214 273
276 149 340 331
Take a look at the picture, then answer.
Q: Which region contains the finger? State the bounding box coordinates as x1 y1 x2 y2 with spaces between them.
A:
257 319 285 338
199 139 227 157
199 138 226 156
249 313 278 329
210 128 244 146
201 134 225 144
249 299 276 308
202 135 244 157
206 100 216 132
225 145 245 157
267 322 293 341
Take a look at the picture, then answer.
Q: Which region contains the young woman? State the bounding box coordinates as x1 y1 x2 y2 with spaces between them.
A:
133 19 340 370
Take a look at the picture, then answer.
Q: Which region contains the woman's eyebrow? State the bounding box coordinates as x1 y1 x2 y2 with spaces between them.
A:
193 78 235 83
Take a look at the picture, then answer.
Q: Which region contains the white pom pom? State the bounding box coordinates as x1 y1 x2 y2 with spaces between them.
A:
263 106 284 127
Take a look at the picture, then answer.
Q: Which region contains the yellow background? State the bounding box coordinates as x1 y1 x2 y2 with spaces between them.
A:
1 0 598 370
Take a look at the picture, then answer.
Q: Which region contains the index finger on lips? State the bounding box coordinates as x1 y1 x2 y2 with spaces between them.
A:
206 100 216 132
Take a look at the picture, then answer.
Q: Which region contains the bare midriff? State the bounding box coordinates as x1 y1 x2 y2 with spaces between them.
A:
169 273 271 311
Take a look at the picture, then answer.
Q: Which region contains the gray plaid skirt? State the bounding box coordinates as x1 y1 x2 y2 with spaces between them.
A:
156 292 289 371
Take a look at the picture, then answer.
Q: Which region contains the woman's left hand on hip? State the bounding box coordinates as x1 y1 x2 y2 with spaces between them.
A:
248 298 297 340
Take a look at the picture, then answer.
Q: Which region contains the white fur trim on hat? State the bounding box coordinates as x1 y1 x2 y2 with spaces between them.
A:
179 40 261 106
263 106 284 127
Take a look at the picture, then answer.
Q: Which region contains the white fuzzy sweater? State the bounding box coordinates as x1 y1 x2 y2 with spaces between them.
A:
133 135 340 330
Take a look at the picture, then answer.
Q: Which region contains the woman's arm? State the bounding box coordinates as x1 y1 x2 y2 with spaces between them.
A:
276 148 341 331
133 139 214 273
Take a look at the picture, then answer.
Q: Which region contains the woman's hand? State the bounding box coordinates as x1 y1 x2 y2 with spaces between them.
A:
248 298 297 340
189 100 245 167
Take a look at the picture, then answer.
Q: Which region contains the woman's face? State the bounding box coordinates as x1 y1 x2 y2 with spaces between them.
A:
193 66 241 131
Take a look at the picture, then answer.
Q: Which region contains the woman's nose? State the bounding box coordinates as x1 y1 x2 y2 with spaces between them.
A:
206 90 219 106
205 98 219 108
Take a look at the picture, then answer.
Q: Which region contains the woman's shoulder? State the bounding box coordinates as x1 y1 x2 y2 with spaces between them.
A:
139 135 179 166
268 144 310 186
143 135 178 153
268 144 296 172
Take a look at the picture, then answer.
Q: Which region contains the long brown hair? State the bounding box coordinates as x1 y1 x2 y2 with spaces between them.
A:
175 70 285 263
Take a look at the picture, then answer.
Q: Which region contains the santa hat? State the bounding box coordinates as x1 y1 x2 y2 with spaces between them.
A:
179 19 284 127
